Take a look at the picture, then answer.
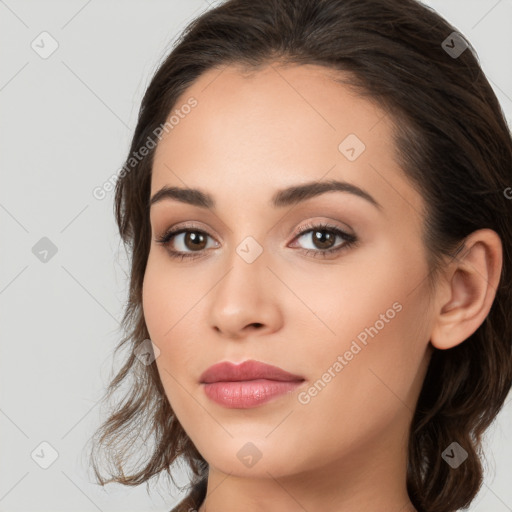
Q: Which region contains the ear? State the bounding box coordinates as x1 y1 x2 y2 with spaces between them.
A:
430 229 503 350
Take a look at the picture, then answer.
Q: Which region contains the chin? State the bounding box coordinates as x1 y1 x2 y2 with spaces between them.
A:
194 435 311 478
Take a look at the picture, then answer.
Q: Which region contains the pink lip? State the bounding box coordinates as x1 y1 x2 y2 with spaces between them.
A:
200 360 305 409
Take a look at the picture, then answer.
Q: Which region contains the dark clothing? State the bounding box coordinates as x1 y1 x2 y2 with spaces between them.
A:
169 477 207 512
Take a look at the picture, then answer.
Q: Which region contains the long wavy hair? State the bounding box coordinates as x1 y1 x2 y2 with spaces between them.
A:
87 1 512 511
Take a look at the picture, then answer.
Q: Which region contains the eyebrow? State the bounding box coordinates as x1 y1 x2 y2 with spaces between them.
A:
149 179 382 211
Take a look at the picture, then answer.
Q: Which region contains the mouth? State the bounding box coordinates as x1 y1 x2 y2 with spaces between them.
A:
199 359 305 409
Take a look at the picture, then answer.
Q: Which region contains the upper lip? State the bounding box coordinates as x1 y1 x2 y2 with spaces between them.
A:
200 360 305 384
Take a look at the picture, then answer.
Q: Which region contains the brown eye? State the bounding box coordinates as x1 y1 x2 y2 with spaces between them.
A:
181 231 208 251
155 222 357 262
155 228 218 260
308 229 337 250
292 223 357 257
296 224 356 252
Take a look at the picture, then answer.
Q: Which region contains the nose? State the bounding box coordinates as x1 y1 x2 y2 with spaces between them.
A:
208 250 283 340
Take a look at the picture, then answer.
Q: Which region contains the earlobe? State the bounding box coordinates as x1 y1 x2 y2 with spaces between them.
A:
430 229 503 350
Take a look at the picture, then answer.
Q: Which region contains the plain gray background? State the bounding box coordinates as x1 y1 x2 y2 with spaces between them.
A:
1 1 511 510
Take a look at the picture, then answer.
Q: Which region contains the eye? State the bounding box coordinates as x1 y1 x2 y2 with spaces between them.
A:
290 222 358 259
155 222 358 261
155 225 219 261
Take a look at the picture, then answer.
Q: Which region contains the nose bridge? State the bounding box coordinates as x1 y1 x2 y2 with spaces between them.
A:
216 234 268 307
208 232 281 337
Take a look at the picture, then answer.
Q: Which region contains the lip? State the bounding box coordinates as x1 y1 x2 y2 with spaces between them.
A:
200 360 304 383
200 360 305 409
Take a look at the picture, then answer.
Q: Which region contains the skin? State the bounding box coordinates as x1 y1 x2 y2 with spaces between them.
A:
142 63 503 512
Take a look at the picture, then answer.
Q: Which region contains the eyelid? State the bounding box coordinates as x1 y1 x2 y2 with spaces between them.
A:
156 220 220 241
290 218 355 241
155 218 352 243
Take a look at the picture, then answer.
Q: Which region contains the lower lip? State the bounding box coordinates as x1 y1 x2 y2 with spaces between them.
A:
202 379 303 408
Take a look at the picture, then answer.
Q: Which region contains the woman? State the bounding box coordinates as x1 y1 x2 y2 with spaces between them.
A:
88 1 512 511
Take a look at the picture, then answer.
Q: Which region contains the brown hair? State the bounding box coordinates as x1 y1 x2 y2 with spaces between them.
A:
88 1 512 511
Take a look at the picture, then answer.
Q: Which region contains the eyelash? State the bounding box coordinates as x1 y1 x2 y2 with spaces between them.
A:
155 222 358 261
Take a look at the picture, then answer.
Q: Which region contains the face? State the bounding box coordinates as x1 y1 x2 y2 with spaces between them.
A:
143 63 435 480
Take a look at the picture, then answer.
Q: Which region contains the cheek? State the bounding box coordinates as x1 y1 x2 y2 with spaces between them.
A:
142 252 197 342
142 254 204 382
142 262 167 342
291 294 430 467
293 240 423 350
142 265 195 422
307 292 430 423
296 239 431 401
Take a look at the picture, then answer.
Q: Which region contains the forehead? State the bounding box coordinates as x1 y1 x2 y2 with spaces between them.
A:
150 63 424 219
